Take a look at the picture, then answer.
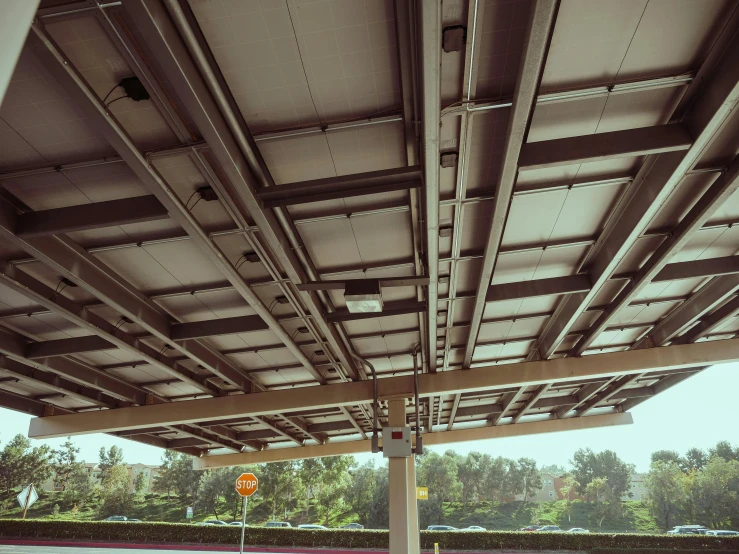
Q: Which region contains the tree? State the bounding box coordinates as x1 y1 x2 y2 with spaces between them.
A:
540 464 567 477
651 450 682 466
196 469 228 520
645 461 684 531
346 460 377 525
98 464 133 518
584 477 611 528
481 456 508 502
559 475 580 522
98 446 124 483
458 452 487 503
314 456 352 525
133 471 147 499
417 450 462 527
516 458 543 502
153 451 200 504
709 441 739 463
52 438 85 493
683 448 708 471
64 464 95 509
695 456 739 528
0 434 52 493
297 458 322 516
260 461 297 520
153 451 177 500
367 466 389 529
572 448 634 502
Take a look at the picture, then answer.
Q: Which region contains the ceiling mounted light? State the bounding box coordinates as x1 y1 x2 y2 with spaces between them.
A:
344 279 383 313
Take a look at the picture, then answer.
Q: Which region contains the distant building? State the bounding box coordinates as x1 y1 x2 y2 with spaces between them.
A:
40 463 161 493
511 471 648 503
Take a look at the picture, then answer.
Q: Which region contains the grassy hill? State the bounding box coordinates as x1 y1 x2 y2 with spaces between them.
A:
440 500 659 533
0 489 659 533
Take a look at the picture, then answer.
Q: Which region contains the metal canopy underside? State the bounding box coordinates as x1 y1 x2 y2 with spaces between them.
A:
1 0 739 463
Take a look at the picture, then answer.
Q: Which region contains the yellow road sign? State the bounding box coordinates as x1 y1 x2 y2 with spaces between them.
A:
416 486 429 500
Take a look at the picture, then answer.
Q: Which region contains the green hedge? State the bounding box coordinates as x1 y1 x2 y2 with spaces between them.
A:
0 520 738 551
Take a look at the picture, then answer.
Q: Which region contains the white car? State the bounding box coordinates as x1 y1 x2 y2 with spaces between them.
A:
298 524 327 530
568 528 589 533
229 522 247 527
463 526 487 531
705 530 739 536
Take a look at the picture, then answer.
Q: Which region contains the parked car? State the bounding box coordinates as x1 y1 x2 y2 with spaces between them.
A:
427 525 457 531
462 526 487 531
341 523 364 529
126 519 141 523
538 525 562 532
706 530 739 536
103 516 128 521
568 528 589 533
520 525 541 532
667 525 708 535
229 522 247 527
196 520 229 526
265 521 292 528
298 524 327 529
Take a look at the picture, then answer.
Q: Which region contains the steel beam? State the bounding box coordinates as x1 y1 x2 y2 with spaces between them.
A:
530 14 739 360
419 0 441 372
15 196 169 237
486 274 590 302
26 335 114 359
0 265 229 394
123 0 356 382
675 295 739 344
518 124 692 171
257 167 422 208
0 203 253 393
618 370 702 412
27 338 732 438
634 276 739 348
27 20 324 386
463 0 560 367
0 355 117 408
511 384 551 424
171 315 268 341
297 276 429 291
653 255 739 282
193 412 633 468
574 153 739 354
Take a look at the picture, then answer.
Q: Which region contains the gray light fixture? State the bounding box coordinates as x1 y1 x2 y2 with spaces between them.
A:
344 279 383 313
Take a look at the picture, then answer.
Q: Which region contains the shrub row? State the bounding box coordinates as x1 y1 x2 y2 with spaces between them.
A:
0 520 738 551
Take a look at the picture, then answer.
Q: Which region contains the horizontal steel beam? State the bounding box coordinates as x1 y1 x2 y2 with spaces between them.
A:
674 295 739 344
171 315 268 341
16 196 168 237
257 166 422 208
518 124 692 170
653 255 739 282
26 335 114 359
486 274 590 302
193 412 633 468
27 338 734 438
298 276 429 291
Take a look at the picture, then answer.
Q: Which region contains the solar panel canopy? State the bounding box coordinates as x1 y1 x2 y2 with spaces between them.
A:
0 0 738 465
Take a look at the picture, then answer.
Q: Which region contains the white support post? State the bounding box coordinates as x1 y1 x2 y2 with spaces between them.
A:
388 398 416 554
407 456 420 554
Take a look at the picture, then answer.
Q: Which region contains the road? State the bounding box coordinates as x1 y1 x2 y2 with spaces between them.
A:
0 547 300 554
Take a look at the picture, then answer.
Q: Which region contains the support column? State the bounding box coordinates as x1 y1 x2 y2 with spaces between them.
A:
387 398 415 554
407 456 420 554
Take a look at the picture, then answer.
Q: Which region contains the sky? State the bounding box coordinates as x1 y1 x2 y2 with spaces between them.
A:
1 362 737 473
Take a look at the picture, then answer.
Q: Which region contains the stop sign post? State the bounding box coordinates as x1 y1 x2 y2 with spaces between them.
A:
235 473 258 554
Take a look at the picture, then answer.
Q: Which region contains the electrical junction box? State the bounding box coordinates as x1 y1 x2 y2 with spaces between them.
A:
382 427 412 458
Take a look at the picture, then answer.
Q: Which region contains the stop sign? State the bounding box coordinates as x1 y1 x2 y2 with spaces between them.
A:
235 473 258 497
